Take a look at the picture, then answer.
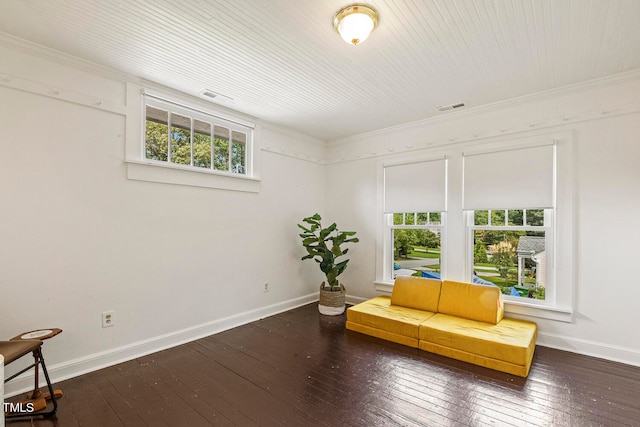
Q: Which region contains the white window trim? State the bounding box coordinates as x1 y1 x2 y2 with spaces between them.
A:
124 84 261 192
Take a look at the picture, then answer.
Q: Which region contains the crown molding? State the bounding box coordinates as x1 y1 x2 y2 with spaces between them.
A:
259 122 327 165
328 69 640 147
0 31 137 84
259 122 327 148
325 99 640 165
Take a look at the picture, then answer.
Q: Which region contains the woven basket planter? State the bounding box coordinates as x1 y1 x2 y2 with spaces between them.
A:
318 282 346 315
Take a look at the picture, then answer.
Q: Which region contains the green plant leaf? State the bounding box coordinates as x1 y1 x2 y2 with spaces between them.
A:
335 259 349 275
297 224 311 233
319 223 337 240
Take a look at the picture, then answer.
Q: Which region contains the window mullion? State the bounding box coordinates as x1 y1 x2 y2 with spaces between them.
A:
167 111 172 163
190 117 194 167
210 123 214 171
229 130 234 173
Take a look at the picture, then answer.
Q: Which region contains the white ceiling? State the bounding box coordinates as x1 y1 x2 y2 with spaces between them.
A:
1 0 639 141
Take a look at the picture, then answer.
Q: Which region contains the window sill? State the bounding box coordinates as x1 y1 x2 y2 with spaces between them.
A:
125 160 260 192
373 280 573 322
503 300 573 323
374 281 394 294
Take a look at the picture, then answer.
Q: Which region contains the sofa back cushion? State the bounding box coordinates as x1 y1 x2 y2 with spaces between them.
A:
438 280 504 324
391 276 442 312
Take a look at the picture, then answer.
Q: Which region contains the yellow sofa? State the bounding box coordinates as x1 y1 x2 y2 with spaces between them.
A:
346 276 538 377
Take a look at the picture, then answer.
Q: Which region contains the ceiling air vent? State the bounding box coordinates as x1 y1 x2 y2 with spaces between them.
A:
437 102 465 112
200 89 233 104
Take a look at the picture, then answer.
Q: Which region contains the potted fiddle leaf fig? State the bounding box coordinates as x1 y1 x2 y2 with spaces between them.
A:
298 213 359 315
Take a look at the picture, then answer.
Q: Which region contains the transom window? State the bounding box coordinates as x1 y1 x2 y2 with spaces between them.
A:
143 95 252 176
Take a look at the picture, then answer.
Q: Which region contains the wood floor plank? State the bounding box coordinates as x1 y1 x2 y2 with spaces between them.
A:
6 303 640 426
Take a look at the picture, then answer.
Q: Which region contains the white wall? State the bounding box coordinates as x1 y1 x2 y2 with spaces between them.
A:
0 43 326 394
327 74 640 366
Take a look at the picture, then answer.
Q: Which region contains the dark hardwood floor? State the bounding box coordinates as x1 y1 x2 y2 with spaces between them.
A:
6 303 640 426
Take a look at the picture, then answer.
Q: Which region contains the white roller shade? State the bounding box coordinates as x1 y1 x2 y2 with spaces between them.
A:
384 158 447 213
463 144 555 210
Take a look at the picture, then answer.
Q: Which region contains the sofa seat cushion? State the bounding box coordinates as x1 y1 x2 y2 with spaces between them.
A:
346 296 436 348
419 314 537 368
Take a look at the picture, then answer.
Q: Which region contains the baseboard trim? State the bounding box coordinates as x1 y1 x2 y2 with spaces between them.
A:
346 294 368 305
4 293 318 398
537 331 640 368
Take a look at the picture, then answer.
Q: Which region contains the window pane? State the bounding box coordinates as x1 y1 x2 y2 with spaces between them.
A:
491 210 506 226
170 114 191 165
193 120 211 169
429 212 441 225
474 210 488 226
393 213 404 225
472 230 546 300
508 210 524 226
405 213 415 225
526 209 545 226
392 228 441 279
416 213 428 225
145 106 168 161
231 131 246 174
214 126 230 171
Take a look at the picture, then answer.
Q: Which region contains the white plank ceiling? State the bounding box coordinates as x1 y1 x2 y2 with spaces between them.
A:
1 0 639 141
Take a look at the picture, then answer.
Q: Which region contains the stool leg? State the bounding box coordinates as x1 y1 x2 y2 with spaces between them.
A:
29 350 42 399
38 348 58 417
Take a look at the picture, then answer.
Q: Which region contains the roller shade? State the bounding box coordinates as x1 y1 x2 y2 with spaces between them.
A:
463 144 554 210
384 158 447 213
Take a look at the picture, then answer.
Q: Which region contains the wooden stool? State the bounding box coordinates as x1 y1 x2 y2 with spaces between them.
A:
10 328 63 402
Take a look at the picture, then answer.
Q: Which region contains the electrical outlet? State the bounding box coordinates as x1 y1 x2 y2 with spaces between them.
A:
102 310 115 328
264 281 270 292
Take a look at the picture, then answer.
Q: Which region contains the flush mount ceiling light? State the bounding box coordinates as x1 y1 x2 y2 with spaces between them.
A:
333 4 378 46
